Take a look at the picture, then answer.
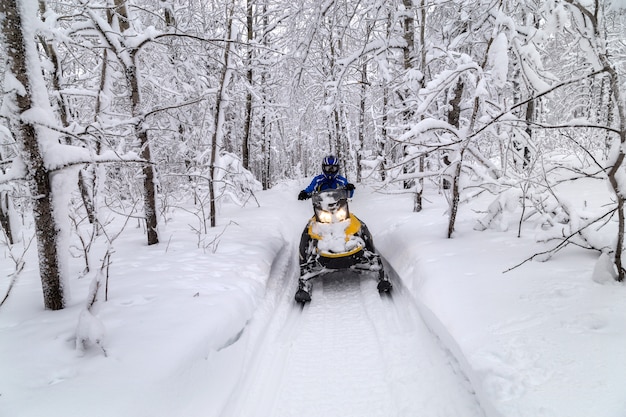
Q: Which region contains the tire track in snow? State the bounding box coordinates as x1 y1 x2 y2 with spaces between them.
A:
220 261 485 417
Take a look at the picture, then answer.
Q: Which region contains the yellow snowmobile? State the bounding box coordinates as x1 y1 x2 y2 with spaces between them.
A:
295 188 392 304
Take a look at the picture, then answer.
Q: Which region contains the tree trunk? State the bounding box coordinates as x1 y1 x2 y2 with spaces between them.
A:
414 156 423 212
401 0 418 196
603 65 626 281
1 0 65 309
356 62 367 183
414 0 427 212
127 53 159 245
260 3 270 190
242 0 253 170
446 79 465 238
0 192 14 245
113 0 159 245
379 80 388 181
261 110 269 189
210 0 236 227
113 0 130 32
401 0 415 70
0 148 15 244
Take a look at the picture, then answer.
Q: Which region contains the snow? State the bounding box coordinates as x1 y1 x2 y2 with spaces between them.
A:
0 155 27 184
2 71 27 99
2 179 626 417
396 117 461 143
607 0 626 10
312 218 360 254
487 32 508 89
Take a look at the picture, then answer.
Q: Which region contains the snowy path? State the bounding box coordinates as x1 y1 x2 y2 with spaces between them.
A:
219 253 486 417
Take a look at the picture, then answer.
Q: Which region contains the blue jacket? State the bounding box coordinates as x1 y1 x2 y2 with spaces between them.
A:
303 174 353 197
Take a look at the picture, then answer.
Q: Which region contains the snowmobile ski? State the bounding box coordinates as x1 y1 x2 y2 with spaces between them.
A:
294 288 311 304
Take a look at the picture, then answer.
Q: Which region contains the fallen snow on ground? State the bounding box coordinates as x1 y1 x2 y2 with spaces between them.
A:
1 180 626 417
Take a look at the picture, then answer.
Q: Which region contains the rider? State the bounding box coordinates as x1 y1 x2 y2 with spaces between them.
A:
298 155 355 200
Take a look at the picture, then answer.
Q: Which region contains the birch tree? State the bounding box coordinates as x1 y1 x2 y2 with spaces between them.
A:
0 0 79 309
209 0 236 228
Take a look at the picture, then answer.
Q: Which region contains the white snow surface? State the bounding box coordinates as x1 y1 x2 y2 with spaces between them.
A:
1 180 626 417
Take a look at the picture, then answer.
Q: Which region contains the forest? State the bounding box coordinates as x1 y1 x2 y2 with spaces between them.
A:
0 0 625 310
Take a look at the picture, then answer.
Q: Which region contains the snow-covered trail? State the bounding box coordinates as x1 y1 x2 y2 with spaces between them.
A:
219 255 485 417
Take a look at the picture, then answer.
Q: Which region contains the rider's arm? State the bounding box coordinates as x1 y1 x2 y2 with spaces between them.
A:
336 176 355 197
303 175 324 194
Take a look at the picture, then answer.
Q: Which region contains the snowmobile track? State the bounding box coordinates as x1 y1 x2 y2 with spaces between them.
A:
219 253 485 417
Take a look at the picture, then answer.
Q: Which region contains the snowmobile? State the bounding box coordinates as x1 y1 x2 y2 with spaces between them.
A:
295 188 392 304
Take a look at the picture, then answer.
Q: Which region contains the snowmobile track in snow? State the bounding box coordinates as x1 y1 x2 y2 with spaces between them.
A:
219 249 486 417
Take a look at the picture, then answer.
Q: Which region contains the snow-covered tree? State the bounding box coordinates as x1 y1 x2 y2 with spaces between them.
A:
0 0 92 309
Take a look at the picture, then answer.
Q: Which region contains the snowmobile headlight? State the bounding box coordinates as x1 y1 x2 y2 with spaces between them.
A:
335 208 348 221
317 210 332 223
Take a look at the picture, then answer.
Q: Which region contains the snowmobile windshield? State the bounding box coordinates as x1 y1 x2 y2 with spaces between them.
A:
312 189 350 223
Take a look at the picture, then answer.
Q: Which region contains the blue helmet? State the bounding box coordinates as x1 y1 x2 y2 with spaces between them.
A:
322 155 339 179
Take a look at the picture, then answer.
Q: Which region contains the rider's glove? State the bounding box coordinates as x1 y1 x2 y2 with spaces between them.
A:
298 190 310 200
345 183 355 192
